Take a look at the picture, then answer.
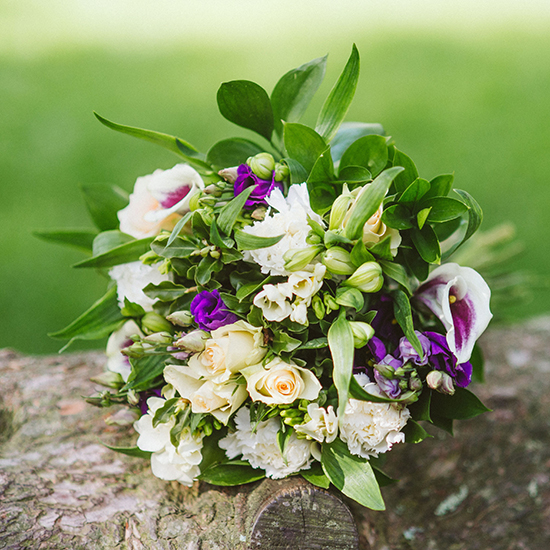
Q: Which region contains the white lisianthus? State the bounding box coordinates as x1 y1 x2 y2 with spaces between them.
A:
134 397 203 486
118 164 204 239
340 374 410 459
294 404 338 444
105 319 142 381
109 261 172 310
253 283 293 322
242 183 325 276
242 357 321 405
219 408 315 479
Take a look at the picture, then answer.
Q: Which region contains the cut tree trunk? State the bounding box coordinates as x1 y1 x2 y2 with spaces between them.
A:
1 318 550 549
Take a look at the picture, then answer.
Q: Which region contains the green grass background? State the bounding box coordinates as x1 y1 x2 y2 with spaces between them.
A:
1 10 550 353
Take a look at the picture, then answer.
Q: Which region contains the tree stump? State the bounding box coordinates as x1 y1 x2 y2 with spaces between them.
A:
1 317 550 549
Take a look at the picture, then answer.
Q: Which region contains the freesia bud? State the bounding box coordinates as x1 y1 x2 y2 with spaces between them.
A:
142 312 173 334
321 246 356 275
218 166 239 184
349 321 375 348
343 262 384 293
142 331 173 345
166 310 194 327
90 371 124 389
274 162 290 182
175 329 209 353
247 153 276 180
283 245 323 272
426 370 455 395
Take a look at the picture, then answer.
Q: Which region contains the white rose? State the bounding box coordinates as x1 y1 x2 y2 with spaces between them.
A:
294 404 338 443
339 374 410 459
253 283 293 322
134 397 203 486
105 319 142 381
109 261 171 310
118 163 204 239
242 357 321 405
219 408 314 479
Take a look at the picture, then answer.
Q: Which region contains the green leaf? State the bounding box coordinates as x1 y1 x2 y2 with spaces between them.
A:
166 211 194 247
272 331 302 353
92 230 133 256
335 286 364 311
199 462 266 486
307 149 337 214
379 260 413 295
152 397 179 428
411 225 441 264
125 354 170 392
217 187 255 235
392 289 423 359
430 413 454 435
408 390 432 422
431 388 491 420
196 255 219 286
331 122 385 162
302 462 331 489
344 167 404 240
234 230 284 250
209 219 234 249
207 138 264 168
424 174 454 199
328 313 355 418
453 189 483 245
33 228 97 253
217 80 274 141
339 135 388 178
49 286 124 346
199 432 228 472
283 123 326 173
297 337 328 350
321 439 385 510
470 343 485 383
350 240 375 267
271 55 327 135
94 113 209 169
367 235 394 261
402 419 432 444
80 183 128 231
381 204 414 230
349 376 417 403
417 207 432 230
277 425 292 457
391 149 418 194
152 236 197 259
283 157 309 184
422 197 469 223
102 444 151 459
74 236 153 269
338 165 372 183
143 281 188 302
316 45 360 143
402 246 430 281
236 277 272 301
398 178 430 204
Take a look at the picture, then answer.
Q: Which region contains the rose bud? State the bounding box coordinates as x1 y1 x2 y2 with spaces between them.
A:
175 330 209 353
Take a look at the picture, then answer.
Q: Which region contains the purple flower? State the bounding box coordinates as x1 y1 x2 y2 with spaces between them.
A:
374 354 403 398
138 388 163 415
370 295 403 346
367 336 387 363
398 331 430 366
234 164 282 207
190 290 238 331
425 331 472 388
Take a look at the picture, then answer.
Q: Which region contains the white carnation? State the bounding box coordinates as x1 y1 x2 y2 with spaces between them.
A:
105 319 142 381
134 397 203 486
219 408 314 479
109 261 171 310
340 374 410 459
242 184 324 276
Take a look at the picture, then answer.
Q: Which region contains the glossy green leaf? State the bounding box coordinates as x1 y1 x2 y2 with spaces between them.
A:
125 354 170 392
316 45 360 143
196 255 219 286
344 167 404 240
94 112 208 169
302 462 331 489
349 376 417 404
283 123 326 172
392 289 423 358
166 211 193 247
102 444 151 459
152 397 179 428
33 228 97 253
408 390 432 422
339 135 388 178
381 204 414 230
272 330 302 353
470 343 485 383
431 388 491 420
367 235 394 261
217 186 255 235
335 286 364 311
350 239 375 267
80 183 128 231
307 149 337 214
234 230 284 250
331 122 385 162
217 80 274 141
328 313 355 418
74 236 153 269
417 207 432 230
143 281 188 302
402 246 430 281
283 157 309 184
379 260 413 295
402 419 432 444
207 138 264 168
49 286 124 346
199 462 266 486
453 189 483 245
271 55 327 135
152 236 197 259
321 439 385 510
424 174 454 199
398 178 430 204
430 414 454 435
411 225 441 264
91 230 133 256
337 165 372 183
297 337 328 350
391 149 418 194
422 197 469 223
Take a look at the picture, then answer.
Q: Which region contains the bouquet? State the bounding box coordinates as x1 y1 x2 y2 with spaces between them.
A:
44 46 493 510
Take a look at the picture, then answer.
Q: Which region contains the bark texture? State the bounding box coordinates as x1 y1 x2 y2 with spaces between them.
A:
1 317 550 549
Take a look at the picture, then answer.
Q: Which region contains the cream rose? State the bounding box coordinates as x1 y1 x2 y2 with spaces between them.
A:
242 357 321 405
118 163 204 239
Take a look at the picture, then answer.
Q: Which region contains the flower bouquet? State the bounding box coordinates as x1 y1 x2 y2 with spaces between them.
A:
45 46 493 510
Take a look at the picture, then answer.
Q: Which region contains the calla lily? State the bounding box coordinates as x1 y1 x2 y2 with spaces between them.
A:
415 263 492 364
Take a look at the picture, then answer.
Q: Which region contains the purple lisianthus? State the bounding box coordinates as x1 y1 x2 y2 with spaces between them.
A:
138 388 163 415
398 331 430 367
190 289 238 331
370 295 403 346
374 354 403 398
234 164 282 207
425 331 472 388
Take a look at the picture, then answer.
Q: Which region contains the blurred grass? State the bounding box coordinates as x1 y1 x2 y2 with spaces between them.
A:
1 29 549 354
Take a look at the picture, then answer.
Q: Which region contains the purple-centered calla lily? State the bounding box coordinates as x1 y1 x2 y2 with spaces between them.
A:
415 263 492 365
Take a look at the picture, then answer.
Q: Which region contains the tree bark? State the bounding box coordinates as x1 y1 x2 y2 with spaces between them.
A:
1 317 550 549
